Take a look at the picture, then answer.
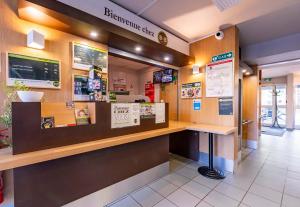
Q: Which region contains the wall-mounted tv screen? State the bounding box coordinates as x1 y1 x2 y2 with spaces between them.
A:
153 71 162 84
161 69 173 83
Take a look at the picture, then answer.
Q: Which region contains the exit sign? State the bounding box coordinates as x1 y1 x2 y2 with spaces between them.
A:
212 52 233 62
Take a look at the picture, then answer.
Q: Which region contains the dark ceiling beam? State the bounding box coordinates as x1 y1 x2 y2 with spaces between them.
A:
18 0 194 67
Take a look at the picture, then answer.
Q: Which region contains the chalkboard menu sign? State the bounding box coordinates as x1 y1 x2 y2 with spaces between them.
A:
7 53 61 89
73 75 89 101
72 42 108 73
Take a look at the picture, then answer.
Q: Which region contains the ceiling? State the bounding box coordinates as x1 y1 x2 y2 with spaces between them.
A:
108 55 152 71
111 0 300 46
260 60 300 78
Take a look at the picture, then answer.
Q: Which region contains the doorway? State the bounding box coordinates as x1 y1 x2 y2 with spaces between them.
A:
261 84 287 128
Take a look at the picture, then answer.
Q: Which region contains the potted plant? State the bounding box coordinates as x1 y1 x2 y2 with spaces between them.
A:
0 81 29 148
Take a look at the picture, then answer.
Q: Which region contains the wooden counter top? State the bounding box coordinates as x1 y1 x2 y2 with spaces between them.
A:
0 121 236 171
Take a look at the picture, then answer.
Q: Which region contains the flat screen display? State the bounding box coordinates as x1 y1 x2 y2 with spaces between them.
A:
162 69 173 83
153 71 162 84
7 53 61 89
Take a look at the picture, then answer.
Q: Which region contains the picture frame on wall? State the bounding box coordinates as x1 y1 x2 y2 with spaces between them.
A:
181 82 202 99
72 42 108 73
6 52 61 89
72 74 90 101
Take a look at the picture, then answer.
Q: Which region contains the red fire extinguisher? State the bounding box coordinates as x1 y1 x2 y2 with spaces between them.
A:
0 171 3 203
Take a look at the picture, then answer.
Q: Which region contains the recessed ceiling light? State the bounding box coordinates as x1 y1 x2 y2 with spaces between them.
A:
245 72 250 75
212 0 240 12
164 56 170 61
90 31 98 38
242 69 247 73
135 46 142 52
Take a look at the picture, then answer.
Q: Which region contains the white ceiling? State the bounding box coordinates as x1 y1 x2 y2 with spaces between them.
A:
111 0 300 46
260 60 300 78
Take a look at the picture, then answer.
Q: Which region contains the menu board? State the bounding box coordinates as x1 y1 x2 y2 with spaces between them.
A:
181 82 202 99
111 103 140 128
72 42 108 72
7 53 61 89
73 75 89 101
206 59 234 97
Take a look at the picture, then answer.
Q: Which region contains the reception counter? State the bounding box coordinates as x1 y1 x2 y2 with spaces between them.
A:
0 121 236 171
0 102 236 207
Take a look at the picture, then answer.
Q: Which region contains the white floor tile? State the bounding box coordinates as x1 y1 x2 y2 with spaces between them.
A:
131 187 163 207
167 188 200 207
249 183 282 203
193 175 221 189
163 173 190 187
214 182 246 202
176 167 199 179
170 159 187 172
149 178 178 197
242 193 280 207
181 180 211 199
196 201 213 207
285 178 300 198
153 199 177 207
282 194 300 207
204 190 239 207
108 196 140 207
254 176 285 192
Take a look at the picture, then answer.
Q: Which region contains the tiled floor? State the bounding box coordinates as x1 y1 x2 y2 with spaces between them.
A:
106 130 300 207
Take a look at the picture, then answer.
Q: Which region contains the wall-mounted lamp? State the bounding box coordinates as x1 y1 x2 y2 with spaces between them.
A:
27 30 45 49
192 65 200 75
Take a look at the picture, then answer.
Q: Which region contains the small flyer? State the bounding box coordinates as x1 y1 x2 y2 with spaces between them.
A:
140 103 155 119
155 103 165 124
111 103 140 128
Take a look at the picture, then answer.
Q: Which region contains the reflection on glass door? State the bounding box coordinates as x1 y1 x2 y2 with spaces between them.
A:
295 85 300 129
261 85 287 127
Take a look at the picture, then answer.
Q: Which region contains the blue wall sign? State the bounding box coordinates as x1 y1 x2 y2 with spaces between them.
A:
193 99 201 111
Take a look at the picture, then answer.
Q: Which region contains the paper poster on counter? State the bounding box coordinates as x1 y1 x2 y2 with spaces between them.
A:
206 59 234 97
140 103 155 119
155 103 165 123
111 103 140 128
193 99 201 111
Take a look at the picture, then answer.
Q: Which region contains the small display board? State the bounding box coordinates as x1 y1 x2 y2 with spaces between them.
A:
181 82 202 99
111 103 140 128
206 59 234 97
72 42 108 72
219 98 233 115
73 75 89 101
7 53 61 89
155 103 165 123
140 103 155 119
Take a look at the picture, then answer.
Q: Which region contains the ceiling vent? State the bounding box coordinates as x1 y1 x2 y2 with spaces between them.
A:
212 0 241 12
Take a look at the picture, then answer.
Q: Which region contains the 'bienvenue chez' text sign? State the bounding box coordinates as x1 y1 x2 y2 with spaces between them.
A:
58 0 188 55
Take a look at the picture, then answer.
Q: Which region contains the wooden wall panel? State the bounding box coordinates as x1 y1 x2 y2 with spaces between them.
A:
0 0 107 107
242 69 260 142
180 26 239 160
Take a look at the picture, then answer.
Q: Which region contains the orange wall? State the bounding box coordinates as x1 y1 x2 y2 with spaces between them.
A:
179 26 240 160
0 0 107 105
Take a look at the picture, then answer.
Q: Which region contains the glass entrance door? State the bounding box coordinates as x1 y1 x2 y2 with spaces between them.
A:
261 85 287 127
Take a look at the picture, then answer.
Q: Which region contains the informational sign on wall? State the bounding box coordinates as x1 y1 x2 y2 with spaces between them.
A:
206 59 234 97
193 99 201 111
212 52 233 62
181 82 202 99
73 74 89 101
219 98 233 115
72 42 108 72
111 103 140 128
7 53 61 89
